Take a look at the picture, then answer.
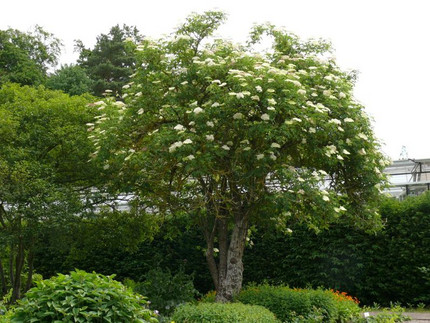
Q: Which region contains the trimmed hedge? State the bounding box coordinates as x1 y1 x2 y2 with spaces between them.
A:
236 285 361 322
33 193 430 306
243 194 430 306
171 302 279 323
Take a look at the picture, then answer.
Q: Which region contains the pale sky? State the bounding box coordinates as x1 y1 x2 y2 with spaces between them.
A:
2 0 430 160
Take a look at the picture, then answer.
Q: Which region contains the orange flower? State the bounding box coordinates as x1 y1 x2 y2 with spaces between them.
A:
329 289 360 304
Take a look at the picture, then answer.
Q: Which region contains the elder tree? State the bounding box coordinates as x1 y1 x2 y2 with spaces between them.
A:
91 12 388 302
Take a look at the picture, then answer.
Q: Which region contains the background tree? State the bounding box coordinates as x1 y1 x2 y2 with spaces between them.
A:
46 64 93 95
76 24 143 97
91 12 388 302
0 83 96 302
0 26 61 86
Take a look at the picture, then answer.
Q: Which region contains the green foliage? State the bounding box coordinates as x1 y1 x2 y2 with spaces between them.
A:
11 270 159 322
236 284 361 322
68 210 160 260
242 223 367 297
175 11 227 51
243 193 430 306
0 302 7 317
0 83 96 189
76 24 142 97
0 26 61 86
171 302 279 323
47 64 93 95
362 306 410 322
362 194 430 305
33 212 211 289
129 268 198 317
0 83 97 301
200 290 217 303
0 310 14 323
92 11 387 231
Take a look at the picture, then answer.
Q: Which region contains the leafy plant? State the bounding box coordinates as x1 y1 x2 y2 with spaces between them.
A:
11 270 159 322
200 290 217 303
130 268 198 317
171 302 279 323
361 305 410 322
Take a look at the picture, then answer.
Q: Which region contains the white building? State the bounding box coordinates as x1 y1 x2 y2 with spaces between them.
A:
385 158 430 199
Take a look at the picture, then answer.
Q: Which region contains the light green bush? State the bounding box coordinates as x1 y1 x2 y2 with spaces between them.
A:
171 302 279 323
236 284 361 322
11 270 158 322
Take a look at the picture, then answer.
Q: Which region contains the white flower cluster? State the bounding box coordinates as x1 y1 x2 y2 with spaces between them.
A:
169 139 192 153
325 145 337 157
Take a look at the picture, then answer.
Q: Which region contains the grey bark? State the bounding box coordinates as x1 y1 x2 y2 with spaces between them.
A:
215 216 248 302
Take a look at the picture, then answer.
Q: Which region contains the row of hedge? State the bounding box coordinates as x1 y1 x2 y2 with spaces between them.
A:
243 194 430 305
33 193 430 306
198 285 362 322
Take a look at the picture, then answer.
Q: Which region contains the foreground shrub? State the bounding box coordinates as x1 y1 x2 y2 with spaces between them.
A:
236 284 361 322
327 289 362 321
0 302 13 323
127 267 198 317
171 302 278 323
200 290 217 303
11 270 158 322
363 305 410 322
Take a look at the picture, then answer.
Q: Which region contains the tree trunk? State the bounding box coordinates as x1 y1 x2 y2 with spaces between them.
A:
9 245 14 288
0 260 7 297
11 238 24 303
205 241 219 292
25 249 34 292
215 216 248 302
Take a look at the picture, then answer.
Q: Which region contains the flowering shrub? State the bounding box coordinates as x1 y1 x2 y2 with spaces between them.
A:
236 284 361 322
327 289 361 321
329 289 360 304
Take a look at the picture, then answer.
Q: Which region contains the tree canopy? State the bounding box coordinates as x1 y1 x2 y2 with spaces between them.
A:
0 26 61 86
46 64 93 96
90 11 388 302
76 24 143 97
0 83 95 301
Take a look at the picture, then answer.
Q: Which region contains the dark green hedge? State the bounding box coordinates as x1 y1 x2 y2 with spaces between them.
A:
33 194 430 306
243 193 430 306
